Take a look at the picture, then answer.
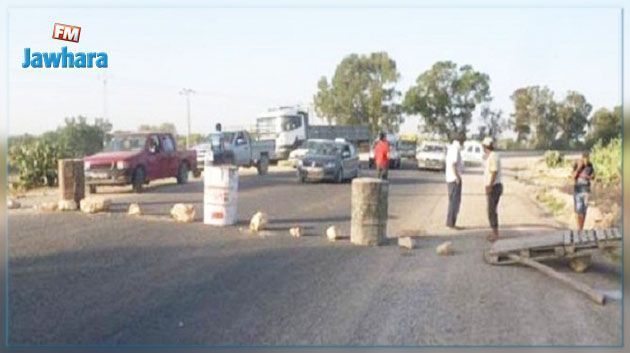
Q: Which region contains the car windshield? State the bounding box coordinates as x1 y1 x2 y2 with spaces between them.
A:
280 115 301 132
421 145 445 153
302 140 324 150
306 142 338 156
104 135 146 152
398 141 415 150
222 132 236 144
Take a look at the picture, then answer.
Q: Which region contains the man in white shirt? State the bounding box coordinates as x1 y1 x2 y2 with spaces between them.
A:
445 133 465 229
482 137 503 242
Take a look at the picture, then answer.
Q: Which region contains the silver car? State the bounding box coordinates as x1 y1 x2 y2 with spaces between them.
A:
296 140 360 183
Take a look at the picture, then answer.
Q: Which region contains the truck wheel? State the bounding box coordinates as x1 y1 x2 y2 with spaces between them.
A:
132 167 145 193
257 155 269 175
177 162 189 184
89 185 97 194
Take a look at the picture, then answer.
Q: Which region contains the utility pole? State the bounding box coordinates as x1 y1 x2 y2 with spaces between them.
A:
179 88 195 149
98 73 112 122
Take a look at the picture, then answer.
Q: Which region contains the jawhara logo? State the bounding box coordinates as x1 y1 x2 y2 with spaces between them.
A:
22 23 108 69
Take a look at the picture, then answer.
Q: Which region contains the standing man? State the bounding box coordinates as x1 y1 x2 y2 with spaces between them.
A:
482 137 502 242
374 132 390 180
445 133 465 229
572 152 595 231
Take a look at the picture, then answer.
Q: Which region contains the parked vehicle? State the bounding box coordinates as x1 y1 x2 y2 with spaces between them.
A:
256 106 371 159
296 139 359 183
416 141 447 171
462 140 484 166
84 132 198 193
194 130 275 175
368 134 401 169
397 139 417 159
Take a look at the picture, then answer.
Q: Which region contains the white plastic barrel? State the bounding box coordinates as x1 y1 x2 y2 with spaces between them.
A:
203 165 239 226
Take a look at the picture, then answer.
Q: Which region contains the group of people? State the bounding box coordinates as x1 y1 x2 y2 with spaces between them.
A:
445 134 502 242
371 132 594 241
371 132 503 241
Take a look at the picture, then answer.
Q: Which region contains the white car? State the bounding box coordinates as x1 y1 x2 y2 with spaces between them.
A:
416 142 447 170
462 141 484 166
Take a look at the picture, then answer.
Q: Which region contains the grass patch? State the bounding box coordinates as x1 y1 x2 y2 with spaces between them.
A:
536 191 566 216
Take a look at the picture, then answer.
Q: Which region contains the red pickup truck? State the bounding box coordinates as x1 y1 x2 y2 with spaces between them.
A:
83 132 199 193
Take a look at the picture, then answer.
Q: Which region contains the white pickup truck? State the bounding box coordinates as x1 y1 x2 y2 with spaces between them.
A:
194 130 276 175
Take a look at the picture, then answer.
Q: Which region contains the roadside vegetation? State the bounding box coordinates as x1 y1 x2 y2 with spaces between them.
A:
543 150 564 168
590 137 621 186
9 117 108 190
535 190 567 216
8 53 621 194
514 133 621 228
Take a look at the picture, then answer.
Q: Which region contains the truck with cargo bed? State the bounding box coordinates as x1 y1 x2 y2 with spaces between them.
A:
83 132 198 193
194 130 275 175
255 106 371 159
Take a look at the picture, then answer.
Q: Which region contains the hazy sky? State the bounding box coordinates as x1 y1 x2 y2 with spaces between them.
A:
8 7 622 136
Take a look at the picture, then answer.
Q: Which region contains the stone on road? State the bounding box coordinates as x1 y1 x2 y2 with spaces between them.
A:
170 203 196 223
436 241 454 256
80 197 111 214
7 162 621 345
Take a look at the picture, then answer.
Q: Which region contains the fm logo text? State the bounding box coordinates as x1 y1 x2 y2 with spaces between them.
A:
52 23 81 43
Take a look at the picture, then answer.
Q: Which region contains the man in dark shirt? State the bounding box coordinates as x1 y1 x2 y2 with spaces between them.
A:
572 152 595 231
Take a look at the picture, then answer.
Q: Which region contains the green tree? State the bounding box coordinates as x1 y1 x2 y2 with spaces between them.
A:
587 106 621 147
479 106 506 139
313 52 402 134
510 86 557 149
556 91 592 148
95 118 113 134
55 116 106 158
403 61 491 139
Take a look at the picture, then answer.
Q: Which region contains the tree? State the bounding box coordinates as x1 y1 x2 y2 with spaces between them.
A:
510 86 557 149
403 61 491 140
54 116 106 158
587 106 621 146
556 91 592 148
313 52 402 135
479 106 506 139
95 118 113 134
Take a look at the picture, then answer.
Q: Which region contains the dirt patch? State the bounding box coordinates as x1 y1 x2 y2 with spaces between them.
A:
505 155 621 229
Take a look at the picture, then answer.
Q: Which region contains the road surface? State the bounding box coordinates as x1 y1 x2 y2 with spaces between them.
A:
8 161 622 346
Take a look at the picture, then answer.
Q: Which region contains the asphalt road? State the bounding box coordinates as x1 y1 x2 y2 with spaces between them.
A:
8 161 622 346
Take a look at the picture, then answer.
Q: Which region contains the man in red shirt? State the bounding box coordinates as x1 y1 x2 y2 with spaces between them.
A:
373 132 390 180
